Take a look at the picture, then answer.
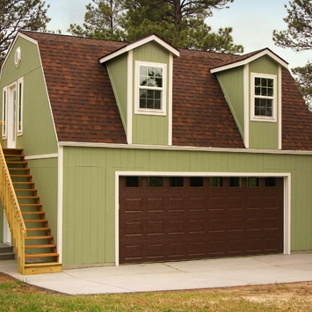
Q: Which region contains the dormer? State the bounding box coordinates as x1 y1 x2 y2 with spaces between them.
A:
211 49 288 150
100 35 180 145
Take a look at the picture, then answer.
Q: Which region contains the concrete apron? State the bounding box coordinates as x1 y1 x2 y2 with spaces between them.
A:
0 253 312 295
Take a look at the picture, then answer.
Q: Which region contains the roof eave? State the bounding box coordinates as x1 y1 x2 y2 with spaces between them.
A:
210 49 289 74
99 34 180 63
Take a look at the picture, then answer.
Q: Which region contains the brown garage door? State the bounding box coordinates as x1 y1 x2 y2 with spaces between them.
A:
119 176 284 264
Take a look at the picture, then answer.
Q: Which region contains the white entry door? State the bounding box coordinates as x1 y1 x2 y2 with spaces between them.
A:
7 84 17 148
3 212 11 245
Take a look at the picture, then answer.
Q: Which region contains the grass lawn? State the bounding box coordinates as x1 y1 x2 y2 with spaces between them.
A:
0 273 311 311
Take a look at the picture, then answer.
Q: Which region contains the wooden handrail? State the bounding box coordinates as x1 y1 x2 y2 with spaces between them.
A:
0 143 26 274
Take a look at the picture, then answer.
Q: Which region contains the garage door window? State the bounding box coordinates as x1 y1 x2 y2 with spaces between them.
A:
170 177 183 187
148 177 163 187
229 177 242 187
126 176 141 187
265 177 277 187
190 177 203 187
248 177 259 187
210 177 223 187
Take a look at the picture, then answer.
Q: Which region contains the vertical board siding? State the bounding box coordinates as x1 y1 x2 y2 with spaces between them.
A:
132 42 170 145
62 146 312 266
27 158 58 238
106 55 128 131
216 68 245 137
0 36 58 155
249 57 280 149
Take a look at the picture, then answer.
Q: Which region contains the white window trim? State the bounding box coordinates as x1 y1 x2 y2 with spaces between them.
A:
134 61 167 116
17 77 23 135
2 87 8 139
251 73 277 122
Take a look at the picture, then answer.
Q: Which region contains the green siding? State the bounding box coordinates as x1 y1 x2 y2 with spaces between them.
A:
0 35 58 155
27 158 58 239
62 146 312 267
249 56 279 75
106 54 128 132
249 57 280 149
132 42 170 145
216 67 245 137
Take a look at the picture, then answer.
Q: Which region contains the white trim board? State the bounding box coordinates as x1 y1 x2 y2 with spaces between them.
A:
115 171 291 266
100 35 180 64
58 141 312 156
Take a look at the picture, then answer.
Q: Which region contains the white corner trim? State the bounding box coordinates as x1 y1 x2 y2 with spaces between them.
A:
127 50 133 144
244 64 249 148
114 171 291 265
115 171 120 266
100 35 179 64
168 53 173 146
278 65 282 150
57 145 63 263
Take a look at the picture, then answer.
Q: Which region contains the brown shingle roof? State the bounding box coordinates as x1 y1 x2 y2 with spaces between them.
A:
21 32 312 150
22 31 128 143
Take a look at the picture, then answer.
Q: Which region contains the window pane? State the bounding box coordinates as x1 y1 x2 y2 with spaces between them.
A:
149 177 163 187
126 176 141 187
248 177 259 187
190 177 203 187
170 177 183 187
255 98 273 116
229 177 241 187
210 177 223 187
265 178 277 187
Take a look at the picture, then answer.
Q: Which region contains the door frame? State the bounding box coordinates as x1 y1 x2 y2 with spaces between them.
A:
115 171 291 266
7 82 18 148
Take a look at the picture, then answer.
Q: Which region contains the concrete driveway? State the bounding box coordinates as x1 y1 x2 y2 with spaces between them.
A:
1 253 312 295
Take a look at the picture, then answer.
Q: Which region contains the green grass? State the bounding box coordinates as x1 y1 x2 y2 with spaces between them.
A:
0 275 311 311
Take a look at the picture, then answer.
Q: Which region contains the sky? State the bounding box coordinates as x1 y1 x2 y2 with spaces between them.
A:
45 0 311 69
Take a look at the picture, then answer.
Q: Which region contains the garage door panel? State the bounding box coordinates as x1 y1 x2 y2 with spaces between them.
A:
119 177 283 264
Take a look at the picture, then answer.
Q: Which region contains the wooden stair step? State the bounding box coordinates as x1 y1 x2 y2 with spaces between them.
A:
26 227 50 231
10 174 32 178
24 263 62 274
15 189 37 193
6 160 27 164
25 219 48 223
25 236 53 240
25 253 59 259
22 211 45 216
25 244 56 249
17 196 39 199
20 203 42 207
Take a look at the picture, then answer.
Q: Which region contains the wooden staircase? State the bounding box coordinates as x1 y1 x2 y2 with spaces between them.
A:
2 148 62 274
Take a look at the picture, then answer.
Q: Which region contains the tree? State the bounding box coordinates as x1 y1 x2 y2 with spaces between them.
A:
273 0 312 107
68 0 125 40
292 62 312 109
0 0 50 66
122 0 243 53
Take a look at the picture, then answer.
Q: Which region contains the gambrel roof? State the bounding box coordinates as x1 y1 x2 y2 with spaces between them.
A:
20 31 312 150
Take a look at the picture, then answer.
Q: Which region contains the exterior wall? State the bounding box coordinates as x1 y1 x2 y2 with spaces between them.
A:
61 145 312 267
0 35 58 155
216 67 245 137
27 158 58 239
106 54 128 132
0 35 59 244
132 42 170 145
249 56 280 149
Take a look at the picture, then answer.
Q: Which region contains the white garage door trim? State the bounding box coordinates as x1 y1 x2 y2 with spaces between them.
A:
115 171 291 266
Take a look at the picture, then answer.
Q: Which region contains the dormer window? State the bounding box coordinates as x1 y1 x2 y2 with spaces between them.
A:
251 73 277 122
135 61 167 115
